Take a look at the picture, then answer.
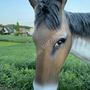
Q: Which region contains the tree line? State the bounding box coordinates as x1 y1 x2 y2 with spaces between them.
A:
0 23 32 30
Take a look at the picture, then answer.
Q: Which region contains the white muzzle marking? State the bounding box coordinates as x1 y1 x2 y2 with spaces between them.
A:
33 81 58 90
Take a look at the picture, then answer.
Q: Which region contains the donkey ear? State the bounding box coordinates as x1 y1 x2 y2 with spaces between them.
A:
29 0 37 9
58 0 67 9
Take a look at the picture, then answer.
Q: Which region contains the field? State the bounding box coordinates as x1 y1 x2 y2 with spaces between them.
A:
0 35 33 43
0 35 90 90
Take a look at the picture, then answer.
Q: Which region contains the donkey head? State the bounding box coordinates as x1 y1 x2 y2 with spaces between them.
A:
29 0 71 90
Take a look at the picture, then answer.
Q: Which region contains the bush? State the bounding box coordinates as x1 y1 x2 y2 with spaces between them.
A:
4 33 10 35
0 30 3 35
14 31 23 36
27 61 36 70
0 64 35 90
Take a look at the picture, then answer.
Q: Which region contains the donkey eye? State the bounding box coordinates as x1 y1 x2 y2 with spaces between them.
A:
55 38 66 48
55 40 62 47
51 35 67 55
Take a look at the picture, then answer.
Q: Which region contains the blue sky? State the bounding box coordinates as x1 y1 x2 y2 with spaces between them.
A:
0 0 90 27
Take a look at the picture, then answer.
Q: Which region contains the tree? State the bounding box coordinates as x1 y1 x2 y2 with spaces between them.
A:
16 22 19 32
0 24 4 28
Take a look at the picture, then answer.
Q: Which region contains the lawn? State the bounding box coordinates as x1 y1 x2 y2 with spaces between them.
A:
0 42 21 47
0 35 90 90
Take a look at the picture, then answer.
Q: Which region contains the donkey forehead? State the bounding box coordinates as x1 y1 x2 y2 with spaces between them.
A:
33 27 66 45
33 27 54 42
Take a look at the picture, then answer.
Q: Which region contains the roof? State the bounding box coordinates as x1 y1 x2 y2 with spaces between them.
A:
19 28 25 31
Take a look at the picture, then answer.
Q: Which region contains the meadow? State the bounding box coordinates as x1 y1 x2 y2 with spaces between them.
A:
0 35 90 90
0 35 33 43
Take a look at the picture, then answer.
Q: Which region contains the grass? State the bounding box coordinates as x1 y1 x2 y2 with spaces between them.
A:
0 42 36 70
59 54 90 90
0 35 90 90
0 42 21 47
0 40 36 90
0 35 33 43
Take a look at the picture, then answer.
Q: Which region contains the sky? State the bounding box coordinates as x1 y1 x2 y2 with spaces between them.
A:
0 0 90 27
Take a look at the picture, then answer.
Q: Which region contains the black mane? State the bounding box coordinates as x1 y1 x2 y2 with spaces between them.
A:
35 0 90 37
35 0 61 30
66 11 90 37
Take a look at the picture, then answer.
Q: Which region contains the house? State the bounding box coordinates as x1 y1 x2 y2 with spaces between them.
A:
9 28 16 35
22 31 28 36
19 28 25 32
19 28 27 36
7 27 15 33
0 27 16 35
3 28 8 34
30 27 34 35
0 28 9 34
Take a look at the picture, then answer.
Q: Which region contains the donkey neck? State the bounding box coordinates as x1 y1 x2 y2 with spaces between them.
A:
70 33 90 65
65 11 90 37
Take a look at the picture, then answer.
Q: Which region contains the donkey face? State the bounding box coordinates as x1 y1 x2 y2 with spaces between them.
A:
29 0 71 90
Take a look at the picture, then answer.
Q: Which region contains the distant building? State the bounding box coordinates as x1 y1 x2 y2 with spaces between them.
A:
3 28 9 34
30 27 34 35
19 28 25 32
19 28 28 36
0 27 16 35
22 31 28 36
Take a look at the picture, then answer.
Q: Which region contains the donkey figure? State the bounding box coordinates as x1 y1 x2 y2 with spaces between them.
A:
29 0 90 90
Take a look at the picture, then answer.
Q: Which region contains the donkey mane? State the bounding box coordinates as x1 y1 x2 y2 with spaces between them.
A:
66 11 90 37
35 0 61 30
35 0 90 37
